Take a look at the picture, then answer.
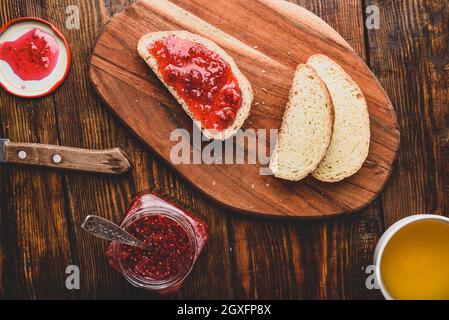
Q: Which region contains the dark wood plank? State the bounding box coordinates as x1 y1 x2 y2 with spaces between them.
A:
40 0 234 299
43 0 154 299
0 120 5 300
365 0 449 225
89 0 399 217
0 0 75 299
230 0 383 299
1 0 444 300
302 0 382 300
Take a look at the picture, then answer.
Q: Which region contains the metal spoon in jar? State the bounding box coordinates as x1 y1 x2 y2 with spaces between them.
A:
81 215 146 249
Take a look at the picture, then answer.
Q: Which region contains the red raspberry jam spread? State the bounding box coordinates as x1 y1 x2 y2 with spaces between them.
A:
0 27 59 81
106 192 209 294
117 215 195 281
148 35 242 132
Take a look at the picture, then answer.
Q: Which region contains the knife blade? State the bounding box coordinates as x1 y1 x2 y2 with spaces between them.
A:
0 138 131 175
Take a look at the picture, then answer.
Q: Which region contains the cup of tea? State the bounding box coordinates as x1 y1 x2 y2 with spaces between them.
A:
374 214 449 300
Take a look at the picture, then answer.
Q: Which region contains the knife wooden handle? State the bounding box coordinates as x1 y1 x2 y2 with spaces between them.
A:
4 142 131 175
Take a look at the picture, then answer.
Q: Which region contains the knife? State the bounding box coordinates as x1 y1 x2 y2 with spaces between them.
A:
0 138 131 175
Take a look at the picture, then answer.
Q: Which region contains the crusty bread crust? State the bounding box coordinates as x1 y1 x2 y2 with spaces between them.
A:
308 54 370 182
269 64 334 181
138 31 253 140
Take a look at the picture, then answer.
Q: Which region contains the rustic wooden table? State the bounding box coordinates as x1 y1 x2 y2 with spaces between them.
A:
0 0 447 300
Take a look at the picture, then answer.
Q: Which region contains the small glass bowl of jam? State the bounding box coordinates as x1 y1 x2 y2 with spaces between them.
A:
106 192 209 294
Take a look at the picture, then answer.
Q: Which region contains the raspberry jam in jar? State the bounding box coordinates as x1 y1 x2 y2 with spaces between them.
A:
106 192 208 294
148 35 242 132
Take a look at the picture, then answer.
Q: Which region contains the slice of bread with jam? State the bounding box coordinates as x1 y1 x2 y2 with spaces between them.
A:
138 31 253 140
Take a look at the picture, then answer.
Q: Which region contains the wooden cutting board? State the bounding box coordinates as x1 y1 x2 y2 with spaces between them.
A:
89 0 400 218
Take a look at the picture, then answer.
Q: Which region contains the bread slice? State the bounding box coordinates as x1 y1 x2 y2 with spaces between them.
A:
307 54 370 182
269 64 334 181
138 31 253 140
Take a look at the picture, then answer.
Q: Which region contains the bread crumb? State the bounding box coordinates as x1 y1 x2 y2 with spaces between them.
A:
212 180 216 186
253 45 259 49
287 51 292 55
266 183 270 187
262 88 268 93
253 102 260 106
250 184 254 190
262 69 266 73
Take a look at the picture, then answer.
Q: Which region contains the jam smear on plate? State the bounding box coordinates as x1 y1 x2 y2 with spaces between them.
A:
148 35 242 132
0 27 59 81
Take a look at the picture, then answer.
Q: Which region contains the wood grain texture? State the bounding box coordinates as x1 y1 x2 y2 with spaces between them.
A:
228 0 384 300
292 0 384 299
0 0 446 300
365 0 449 226
4 142 131 174
89 0 400 217
0 1 74 299
43 0 234 299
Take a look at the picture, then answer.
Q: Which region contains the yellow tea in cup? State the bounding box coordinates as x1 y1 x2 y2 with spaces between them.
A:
380 219 449 300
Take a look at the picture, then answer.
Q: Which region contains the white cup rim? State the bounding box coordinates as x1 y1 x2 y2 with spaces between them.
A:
374 214 449 300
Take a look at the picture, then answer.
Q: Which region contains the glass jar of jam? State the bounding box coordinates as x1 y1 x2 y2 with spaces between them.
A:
106 191 209 294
